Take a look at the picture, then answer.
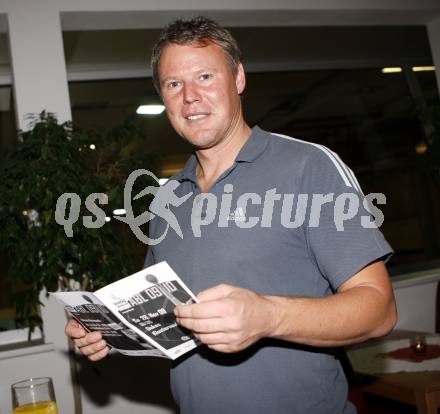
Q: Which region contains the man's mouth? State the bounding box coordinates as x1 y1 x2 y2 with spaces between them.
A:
185 113 209 121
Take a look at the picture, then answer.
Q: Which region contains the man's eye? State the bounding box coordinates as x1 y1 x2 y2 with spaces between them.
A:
199 73 213 81
167 81 180 89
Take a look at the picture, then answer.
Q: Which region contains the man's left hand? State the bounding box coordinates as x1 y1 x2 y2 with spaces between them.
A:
174 284 277 353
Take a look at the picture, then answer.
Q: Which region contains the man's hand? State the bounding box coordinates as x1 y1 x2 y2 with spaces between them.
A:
65 319 110 361
174 284 277 353
175 261 396 353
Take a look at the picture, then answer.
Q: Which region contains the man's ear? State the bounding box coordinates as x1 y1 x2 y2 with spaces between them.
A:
235 62 246 95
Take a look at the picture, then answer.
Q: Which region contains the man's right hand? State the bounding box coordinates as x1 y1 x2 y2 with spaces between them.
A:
65 319 110 361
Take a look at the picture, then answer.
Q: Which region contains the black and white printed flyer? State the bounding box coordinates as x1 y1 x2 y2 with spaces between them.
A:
52 261 199 359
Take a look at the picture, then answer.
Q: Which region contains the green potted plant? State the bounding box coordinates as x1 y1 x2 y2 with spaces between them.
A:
0 111 158 332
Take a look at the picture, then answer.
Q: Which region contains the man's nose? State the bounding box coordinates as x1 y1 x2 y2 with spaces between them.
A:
183 83 200 104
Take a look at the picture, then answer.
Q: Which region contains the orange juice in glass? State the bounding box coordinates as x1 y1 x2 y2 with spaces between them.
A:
11 378 58 414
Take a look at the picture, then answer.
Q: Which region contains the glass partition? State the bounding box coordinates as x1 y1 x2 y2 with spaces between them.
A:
67 65 440 275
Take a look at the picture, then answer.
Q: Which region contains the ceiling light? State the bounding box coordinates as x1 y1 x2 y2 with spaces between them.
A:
381 67 402 74
412 66 435 72
89 144 96 150
113 209 126 215
105 217 111 222
136 105 165 115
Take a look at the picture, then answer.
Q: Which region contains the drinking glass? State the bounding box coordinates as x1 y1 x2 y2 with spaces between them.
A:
11 377 58 414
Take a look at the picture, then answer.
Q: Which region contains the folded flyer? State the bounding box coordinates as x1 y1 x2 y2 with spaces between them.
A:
52 261 199 360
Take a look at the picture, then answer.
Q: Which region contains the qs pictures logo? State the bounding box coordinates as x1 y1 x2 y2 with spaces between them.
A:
54 169 192 245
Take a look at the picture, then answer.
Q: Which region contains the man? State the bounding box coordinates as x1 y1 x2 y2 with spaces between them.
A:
66 16 397 414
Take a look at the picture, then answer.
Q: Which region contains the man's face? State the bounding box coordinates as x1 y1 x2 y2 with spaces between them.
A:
158 42 245 149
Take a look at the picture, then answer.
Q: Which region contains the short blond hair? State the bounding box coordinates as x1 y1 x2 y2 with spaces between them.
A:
151 16 242 94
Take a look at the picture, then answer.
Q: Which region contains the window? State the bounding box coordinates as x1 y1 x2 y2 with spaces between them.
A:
63 26 440 268
244 67 440 274
68 77 192 176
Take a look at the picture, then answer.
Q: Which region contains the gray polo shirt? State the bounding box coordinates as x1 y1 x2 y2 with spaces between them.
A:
145 126 392 414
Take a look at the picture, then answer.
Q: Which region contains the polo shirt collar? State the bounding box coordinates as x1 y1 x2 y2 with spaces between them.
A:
176 153 198 183
235 125 269 163
176 125 268 182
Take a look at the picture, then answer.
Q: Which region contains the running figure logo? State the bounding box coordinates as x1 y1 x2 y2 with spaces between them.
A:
115 169 192 245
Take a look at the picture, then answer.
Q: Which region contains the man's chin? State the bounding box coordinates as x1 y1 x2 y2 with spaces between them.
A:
183 132 218 150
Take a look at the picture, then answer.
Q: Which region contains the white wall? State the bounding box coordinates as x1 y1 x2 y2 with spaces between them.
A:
7 1 71 130
78 353 176 414
393 274 439 333
0 345 74 414
0 292 75 414
0 0 440 32
395 282 436 332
